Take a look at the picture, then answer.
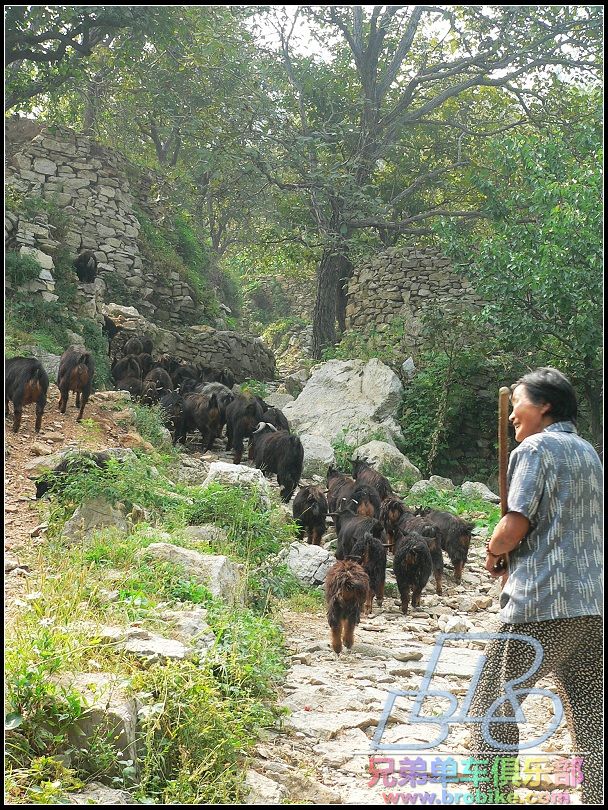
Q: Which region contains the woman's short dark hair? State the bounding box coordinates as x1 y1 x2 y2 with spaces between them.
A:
512 367 578 423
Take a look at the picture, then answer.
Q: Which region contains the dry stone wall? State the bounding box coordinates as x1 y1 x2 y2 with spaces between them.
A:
5 122 275 381
345 246 484 354
103 304 275 383
5 124 198 327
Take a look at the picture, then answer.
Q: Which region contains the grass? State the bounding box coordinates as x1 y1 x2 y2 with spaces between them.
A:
283 586 326 613
6 474 292 803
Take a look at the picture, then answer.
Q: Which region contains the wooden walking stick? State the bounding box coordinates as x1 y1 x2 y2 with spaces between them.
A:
494 386 511 584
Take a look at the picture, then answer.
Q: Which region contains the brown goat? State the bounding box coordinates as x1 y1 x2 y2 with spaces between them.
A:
352 459 394 501
325 559 370 654
379 497 407 553
5 357 49 433
57 348 95 421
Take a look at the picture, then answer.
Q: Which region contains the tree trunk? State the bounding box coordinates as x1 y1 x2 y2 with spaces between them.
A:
83 74 105 135
312 250 342 359
583 383 603 458
335 255 354 334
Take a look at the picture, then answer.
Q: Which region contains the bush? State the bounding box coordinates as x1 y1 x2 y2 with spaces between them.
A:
322 317 409 372
184 483 296 565
239 379 268 399
6 251 43 288
130 403 175 452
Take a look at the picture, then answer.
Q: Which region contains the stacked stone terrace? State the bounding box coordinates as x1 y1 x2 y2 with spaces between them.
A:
345 246 484 352
5 125 199 328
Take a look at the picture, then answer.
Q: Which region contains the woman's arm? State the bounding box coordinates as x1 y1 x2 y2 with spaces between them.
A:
485 511 530 575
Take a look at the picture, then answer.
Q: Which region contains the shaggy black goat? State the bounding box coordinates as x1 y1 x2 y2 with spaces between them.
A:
261 406 290 432
350 531 387 615
393 530 433 615
415 508 474 584
352 459 394 501
181 393 221 450
74 250 97 283
335 506 383 560
5 356 49 433
379 497 407 554
293 485 328 545
251 422 304 503
397 511 444 595
225 394 264 464
326 466 357 519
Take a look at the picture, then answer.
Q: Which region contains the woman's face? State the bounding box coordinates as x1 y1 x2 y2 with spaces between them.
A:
509 384 552 442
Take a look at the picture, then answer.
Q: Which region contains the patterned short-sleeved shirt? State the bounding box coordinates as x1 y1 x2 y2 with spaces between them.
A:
499 421 603 624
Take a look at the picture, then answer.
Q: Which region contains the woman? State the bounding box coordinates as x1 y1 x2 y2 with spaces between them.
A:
469 367 603 804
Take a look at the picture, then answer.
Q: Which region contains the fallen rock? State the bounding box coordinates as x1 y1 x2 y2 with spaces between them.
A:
461 481 500 503
65 783 136 804
353 441 422 485
137 544 245 604
61 673 138 776
244 770 287 805
61 497 129 543
282 541 334 587
122 634 190 663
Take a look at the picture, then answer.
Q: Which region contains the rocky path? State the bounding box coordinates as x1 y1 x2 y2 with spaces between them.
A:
244 559 581 805
4 392 581 805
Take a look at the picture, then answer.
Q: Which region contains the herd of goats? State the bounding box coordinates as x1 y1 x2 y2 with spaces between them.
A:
6 318 474 656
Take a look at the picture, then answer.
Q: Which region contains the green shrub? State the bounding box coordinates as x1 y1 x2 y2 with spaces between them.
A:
130 403 175 452
322 317 408 370
5 295 110 389
184 483 296 565
239 379 268 399
6 251 43 288
135 209 220 324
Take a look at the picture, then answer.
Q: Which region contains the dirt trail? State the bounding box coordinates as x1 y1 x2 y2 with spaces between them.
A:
4 391 581 805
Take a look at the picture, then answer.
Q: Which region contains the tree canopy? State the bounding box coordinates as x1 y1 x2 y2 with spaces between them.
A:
5 5 603 438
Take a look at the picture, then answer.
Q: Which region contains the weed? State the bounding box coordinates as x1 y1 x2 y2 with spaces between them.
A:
239 379 268 399
331 427 389 473
130 403 175 453
6 250 43 288
184 483 297 565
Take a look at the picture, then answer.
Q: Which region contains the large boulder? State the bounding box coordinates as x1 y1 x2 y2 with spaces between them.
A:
201 462 273 509
282 359 404 447
352 441 421 485
299 434 336 478
461 481 500 503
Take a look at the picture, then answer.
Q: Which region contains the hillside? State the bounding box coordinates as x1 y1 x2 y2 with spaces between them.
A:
5 389 581 805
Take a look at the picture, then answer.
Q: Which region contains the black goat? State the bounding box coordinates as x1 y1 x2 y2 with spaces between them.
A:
251 422 304 503
393 530 433 615
293 485 328 545
349 531 387 615
5 356 49 433
415 508 474 584
352 459 394 501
